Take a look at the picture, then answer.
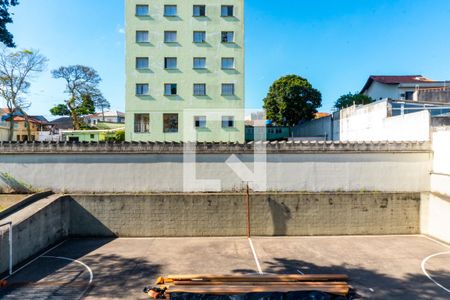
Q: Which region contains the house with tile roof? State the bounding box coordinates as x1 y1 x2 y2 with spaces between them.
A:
360 75 450 102
0 108 54 141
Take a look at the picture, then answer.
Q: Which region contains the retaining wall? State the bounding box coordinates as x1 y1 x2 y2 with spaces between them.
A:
0 194 69 274
70 193 421 237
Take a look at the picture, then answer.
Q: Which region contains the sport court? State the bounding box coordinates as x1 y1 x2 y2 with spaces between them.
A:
1 235 450 299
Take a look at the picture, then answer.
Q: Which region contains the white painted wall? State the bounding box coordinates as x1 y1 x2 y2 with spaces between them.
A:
364 82 400 100
339 101 430 141
0 152 431 193
421 130 450 243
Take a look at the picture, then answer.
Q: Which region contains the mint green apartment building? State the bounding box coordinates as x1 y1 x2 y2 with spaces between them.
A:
125 0 245 142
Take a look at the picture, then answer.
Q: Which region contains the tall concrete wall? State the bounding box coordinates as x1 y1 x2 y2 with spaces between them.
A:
70 193 421 237
0 195 69 275
421 130 450 244
0 142 431 193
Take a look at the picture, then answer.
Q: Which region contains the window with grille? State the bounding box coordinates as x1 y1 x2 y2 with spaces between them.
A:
164 84 177 95
136 84 149 95
194 84 206 96
136 31 149 43
163 114 178 133
193 31 206 43
134 114 150 133
222 84 235 96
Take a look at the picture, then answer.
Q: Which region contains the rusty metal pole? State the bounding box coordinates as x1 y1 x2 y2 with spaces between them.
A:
246 183 250 238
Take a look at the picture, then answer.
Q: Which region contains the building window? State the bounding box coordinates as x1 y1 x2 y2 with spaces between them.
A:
163 114 178 133
136 57 149 69
405 91 414 100
194 116 206 128
136 31 149 43
193 31 206 43
193 5 206 17
222 116 234 128
90 134 95 139
221 31 234 43
221 58 235 69
222 84 235 96
164 31 177 43
164 57 177 69
134 114 150 133
136 84 149 96
136 5 149 16
164 5 177 17
193 57 206 69
194 84 206 96
164 84 177 96
221 5 234 17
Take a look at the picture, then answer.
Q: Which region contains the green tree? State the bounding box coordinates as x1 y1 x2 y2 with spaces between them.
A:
334 92 374 110
0 48 47 140
0 0 19 48
52 65 105 130
263 75 322 126
50 104 70 116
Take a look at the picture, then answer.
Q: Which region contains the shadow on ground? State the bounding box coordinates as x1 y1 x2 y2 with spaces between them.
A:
0 239 162 299
233 257 450 300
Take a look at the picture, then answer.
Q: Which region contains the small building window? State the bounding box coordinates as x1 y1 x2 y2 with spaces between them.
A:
405 91 414 100
164 57 177 69
193 5 206 17
163 113 178 133
136 57 149 69
222 84 235 96
222 116 235 128
194 84 206 96
136 5 149 16
90 134 95 139
221 31 234 43
164 5 177 17
164 84 177 96
221 5 234 17
164 31 177 43
194 116 206 128
193 31 206 43
136 84 149 96
221 57 235 69
193 57 206 69
136 31 149 43
134 114 150 133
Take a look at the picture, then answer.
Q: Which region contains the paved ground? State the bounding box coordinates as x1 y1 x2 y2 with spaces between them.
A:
1 235 450 299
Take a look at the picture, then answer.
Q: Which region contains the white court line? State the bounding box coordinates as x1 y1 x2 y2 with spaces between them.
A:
422 235 450 249
42 255 94 299
296 269 304 275
1 240 67 281
248 238 263 275
421 251 450 294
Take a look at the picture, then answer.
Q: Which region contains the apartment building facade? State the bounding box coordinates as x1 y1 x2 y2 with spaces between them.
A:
125 0 245 142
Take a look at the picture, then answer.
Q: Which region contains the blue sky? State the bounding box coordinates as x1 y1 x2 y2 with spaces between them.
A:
8 0 450 119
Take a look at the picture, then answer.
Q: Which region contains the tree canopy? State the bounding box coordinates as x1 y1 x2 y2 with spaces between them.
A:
0 47 47 140
52 65 108 129
263 75 322 126
0 0 19 48
334 92 374 110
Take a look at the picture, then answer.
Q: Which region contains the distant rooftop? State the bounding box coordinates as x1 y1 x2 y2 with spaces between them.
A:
361 75 436 93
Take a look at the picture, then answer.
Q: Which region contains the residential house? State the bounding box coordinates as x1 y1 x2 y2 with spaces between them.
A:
1 108 53 141
84 111 125 126
361 75 450 102
125 0 245 142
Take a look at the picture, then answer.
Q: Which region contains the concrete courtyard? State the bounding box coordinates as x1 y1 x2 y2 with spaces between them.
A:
1 235 449 299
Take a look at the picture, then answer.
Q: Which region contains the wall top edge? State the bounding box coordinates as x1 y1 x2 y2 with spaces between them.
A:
0 140 432 154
